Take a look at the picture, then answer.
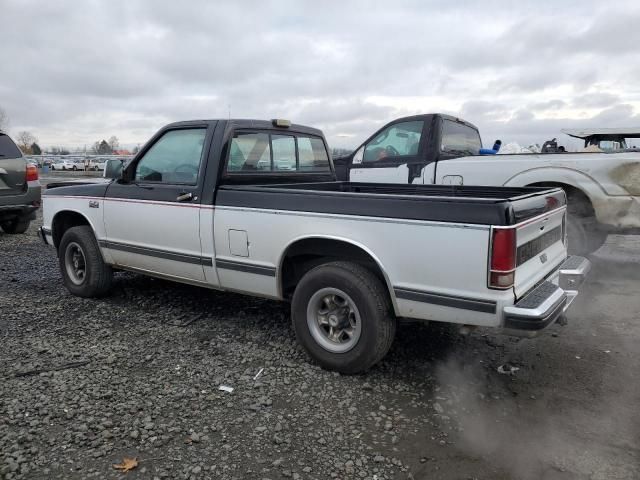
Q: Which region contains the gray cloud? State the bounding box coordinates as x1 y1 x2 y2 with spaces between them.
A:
0 0 638 150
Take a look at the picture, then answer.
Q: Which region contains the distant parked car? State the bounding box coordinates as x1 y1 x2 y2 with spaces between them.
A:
50 160 64 170
89 158 107 171
0 132 41 234
57 159 83 171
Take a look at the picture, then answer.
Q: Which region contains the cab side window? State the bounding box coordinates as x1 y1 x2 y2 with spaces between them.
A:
135 129 206 184
363 121 423 162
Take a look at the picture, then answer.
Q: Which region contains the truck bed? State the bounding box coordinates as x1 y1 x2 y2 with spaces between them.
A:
216 182 565 226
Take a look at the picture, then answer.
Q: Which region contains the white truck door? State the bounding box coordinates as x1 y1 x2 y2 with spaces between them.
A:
102 128 209 282
348 119 426 184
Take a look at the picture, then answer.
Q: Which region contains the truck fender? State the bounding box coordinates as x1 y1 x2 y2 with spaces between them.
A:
51 209 100 249
277 234 399 314
504 166 608 201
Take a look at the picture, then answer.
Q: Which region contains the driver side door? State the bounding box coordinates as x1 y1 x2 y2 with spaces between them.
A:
348 120 426 184
102 126 211 283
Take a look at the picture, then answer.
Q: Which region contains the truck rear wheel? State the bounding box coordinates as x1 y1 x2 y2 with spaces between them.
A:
291 261 396 374
58 226 113 297
567 193 607 255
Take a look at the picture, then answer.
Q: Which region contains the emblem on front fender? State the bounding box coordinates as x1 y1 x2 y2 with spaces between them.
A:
89 201 99 208
540 253 548 263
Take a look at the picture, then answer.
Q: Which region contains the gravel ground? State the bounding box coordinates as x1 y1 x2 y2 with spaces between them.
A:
1 212 639 480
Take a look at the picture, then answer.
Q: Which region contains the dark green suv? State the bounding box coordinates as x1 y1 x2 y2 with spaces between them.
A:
0 132 41 234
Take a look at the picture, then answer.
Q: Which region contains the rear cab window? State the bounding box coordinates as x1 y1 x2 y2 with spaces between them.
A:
440 120 482 156
0 134 23 159
226 131 331 174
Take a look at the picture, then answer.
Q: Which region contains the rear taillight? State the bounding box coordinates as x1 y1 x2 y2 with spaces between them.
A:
489 227 516 289
26 164 38 182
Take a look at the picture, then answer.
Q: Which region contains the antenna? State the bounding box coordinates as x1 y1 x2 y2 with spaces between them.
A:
228 104 231 119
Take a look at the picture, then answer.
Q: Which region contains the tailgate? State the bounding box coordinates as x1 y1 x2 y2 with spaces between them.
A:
513 206 566 298
0 134 26 197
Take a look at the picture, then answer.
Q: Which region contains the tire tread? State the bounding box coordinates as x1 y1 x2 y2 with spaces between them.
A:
58 226 112 297
292 260 396 374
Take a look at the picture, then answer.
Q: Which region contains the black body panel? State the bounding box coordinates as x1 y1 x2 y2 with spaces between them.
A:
216 182 565 226
44 182 111 198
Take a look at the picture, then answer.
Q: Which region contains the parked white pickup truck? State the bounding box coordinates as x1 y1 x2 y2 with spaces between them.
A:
41 119 590 373
334 114 640 254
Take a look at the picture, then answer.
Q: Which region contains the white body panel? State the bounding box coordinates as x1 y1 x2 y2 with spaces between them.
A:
213 206 514 327
350 164 410 184
433 152 640 229
512 208 565 298
102 198 207 282
42 192 566 330
352 152 640 229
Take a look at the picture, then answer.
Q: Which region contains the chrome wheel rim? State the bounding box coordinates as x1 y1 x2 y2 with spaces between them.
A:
64 242 87 285
306 287 362 353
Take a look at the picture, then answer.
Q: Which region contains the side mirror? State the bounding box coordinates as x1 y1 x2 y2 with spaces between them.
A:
104 159 125 180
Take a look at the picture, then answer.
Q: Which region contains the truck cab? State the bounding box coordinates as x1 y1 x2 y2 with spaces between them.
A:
334 114 483 185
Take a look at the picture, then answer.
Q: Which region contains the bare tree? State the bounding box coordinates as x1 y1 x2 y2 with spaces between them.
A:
108 135 119 152
16 131 38 154
0 107 9 131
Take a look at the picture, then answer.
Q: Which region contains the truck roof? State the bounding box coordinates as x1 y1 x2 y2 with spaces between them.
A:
164 119 324 137
561 128 640 139
386 113 480 132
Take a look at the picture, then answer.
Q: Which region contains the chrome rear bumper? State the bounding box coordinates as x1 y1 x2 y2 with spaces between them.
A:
503 255 590 334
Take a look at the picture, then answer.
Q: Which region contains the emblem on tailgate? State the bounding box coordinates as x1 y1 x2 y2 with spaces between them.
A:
540 253 548 263
89 200 99 208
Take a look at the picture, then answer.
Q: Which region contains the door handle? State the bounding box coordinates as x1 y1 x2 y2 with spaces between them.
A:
176 192 193 202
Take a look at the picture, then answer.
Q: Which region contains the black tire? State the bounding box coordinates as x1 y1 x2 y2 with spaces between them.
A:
58 225 113 297
0 217 31 234
291 261 396 374
567 194 607 255
72 165 77 171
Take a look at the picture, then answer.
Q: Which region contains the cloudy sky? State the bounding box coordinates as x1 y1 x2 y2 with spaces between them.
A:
1 0 639 151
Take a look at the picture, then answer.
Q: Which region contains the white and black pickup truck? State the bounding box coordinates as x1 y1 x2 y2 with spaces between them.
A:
334 113 640 255
40 119 590 373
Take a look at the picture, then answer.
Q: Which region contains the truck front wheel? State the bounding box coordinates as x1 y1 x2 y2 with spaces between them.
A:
58 226 113 297
291 261 396 374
